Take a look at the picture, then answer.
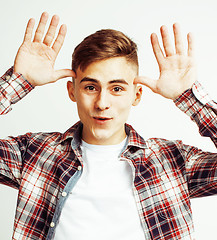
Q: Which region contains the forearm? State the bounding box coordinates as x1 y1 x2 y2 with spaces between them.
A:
174 81 217 147
0 67 34 114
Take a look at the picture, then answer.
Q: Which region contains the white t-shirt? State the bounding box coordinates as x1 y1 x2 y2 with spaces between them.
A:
54 138 145 240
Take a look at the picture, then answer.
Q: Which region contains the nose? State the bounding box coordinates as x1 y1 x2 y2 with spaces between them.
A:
94 90 110 110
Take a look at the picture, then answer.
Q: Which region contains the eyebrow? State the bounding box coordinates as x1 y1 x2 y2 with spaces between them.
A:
80 77 129 85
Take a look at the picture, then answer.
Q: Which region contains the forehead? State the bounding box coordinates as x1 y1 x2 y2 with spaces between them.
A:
76 57 138 85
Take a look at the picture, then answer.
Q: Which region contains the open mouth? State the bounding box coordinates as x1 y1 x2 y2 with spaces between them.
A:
93 117 112 123
94 117 111 120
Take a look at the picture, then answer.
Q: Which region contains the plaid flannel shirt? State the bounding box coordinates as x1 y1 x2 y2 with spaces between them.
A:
0 67 217 240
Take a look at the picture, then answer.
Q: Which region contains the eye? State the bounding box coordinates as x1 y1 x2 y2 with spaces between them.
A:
112 86 123 92
85 85 96 91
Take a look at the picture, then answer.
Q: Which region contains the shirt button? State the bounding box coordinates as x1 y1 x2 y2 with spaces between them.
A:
50 222 55 228
145 149 151 155
190 158 195 164
161 175 167 181
78 166 82 171
62 191 67 197
5 75 10 81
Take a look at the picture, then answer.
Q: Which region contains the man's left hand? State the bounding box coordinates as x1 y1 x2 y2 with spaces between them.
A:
134 23 196 100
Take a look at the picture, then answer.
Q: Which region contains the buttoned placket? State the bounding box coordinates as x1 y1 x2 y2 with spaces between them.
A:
47 164 83 240
46 138 84 240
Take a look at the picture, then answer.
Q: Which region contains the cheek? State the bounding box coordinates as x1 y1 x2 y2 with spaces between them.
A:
113 96 133 113
76 96 92 112
121 92 135 106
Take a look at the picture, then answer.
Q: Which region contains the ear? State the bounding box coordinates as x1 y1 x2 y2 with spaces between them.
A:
67 80 76 102
132 85 142 106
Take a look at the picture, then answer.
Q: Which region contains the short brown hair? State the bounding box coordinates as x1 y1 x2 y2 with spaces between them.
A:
72 29 138 73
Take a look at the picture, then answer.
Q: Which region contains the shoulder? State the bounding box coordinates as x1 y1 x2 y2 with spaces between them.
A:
6 131 63 149
145 137 183 150
5 122 82 150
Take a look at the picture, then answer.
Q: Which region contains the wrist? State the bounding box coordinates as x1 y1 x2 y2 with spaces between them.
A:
12 69 35 88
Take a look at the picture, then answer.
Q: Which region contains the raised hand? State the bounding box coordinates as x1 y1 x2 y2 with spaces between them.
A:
134 23 196 100
14 12 75 87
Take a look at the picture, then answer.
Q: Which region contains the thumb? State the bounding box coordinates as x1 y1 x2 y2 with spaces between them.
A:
54 69 76 81
134 76 157 93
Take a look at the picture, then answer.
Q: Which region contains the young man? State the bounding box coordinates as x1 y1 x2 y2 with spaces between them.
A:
0 12 216 240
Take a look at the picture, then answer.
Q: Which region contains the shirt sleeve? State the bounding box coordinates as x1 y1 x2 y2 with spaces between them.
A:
174 81 217 198
174 81 217 147
0 68 34 188
0 67 34 114
0 134 32 189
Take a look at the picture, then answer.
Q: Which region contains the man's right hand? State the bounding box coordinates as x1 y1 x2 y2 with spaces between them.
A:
14 12 75 87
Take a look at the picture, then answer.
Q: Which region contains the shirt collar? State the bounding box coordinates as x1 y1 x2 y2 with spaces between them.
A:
125 124 147 149
58 121 147 150
58 121 82 148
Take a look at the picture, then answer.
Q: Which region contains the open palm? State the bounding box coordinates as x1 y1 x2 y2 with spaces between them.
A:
14 12 75 87
135 24 196 100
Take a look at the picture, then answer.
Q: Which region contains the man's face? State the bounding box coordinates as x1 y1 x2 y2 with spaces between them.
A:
67 57 142 145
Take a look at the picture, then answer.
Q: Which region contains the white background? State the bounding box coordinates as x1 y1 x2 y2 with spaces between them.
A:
0 0 217 239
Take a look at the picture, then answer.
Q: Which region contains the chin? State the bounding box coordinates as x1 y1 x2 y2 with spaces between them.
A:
91 129 110 140
83 122 124 145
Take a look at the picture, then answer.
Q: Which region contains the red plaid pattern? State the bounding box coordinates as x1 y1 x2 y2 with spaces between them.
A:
0 68 217 239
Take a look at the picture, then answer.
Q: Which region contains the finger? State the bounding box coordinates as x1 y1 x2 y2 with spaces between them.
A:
160 25 174 56
54 69 76 81
134 76 157 93
23 18 35 43
33 12 49 42
43 15 60 46
187 32 194 57
52 24 67 55
173 23 185 55
151 33 164 66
